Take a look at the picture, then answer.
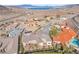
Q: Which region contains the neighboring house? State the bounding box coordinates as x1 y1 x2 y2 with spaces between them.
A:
62 15 79 33
46 41 52 46
38 42 44 46
9 27 23 38
28 40 38 44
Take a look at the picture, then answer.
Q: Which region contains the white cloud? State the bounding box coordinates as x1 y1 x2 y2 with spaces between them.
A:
0 0 79 5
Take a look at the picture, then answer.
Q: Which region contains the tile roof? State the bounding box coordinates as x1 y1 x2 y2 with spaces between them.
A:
53 26 77 44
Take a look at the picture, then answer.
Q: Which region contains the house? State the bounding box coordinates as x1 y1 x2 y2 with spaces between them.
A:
53 25 76 45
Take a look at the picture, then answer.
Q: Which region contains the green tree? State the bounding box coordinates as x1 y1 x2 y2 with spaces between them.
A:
49 26 59 37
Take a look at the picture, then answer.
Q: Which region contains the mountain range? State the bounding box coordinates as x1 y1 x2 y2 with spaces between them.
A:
1 4 79 10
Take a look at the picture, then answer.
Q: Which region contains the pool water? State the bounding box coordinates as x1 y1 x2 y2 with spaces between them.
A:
70 38 79 47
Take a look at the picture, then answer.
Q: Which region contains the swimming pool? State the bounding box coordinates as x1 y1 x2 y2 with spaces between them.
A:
70 38 79 47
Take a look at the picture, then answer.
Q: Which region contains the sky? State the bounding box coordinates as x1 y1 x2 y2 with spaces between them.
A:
0 0 79 5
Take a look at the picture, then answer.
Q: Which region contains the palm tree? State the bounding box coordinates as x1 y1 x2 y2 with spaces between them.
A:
17 29 25 54
49 26 59 37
